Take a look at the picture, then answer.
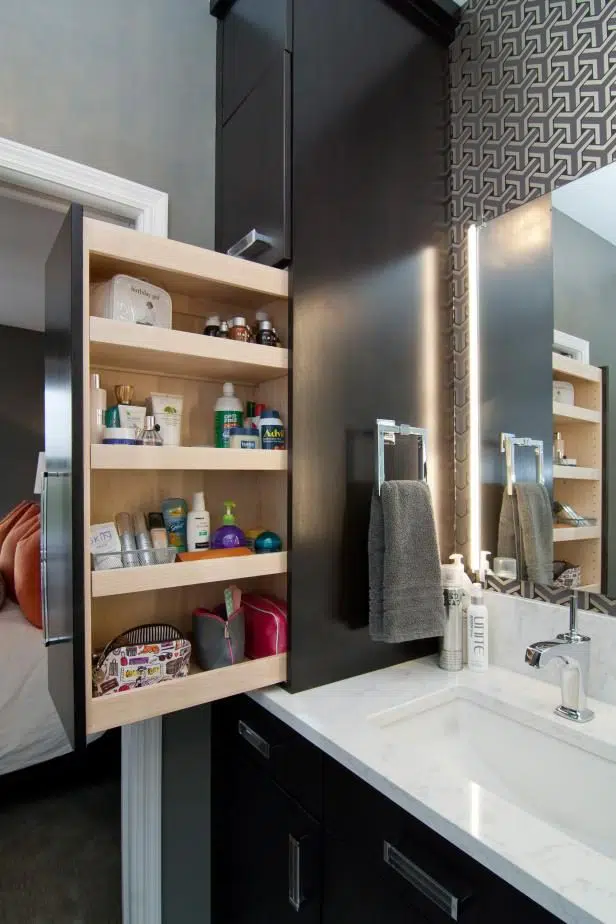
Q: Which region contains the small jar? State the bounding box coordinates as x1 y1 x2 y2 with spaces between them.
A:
203 315 221 337
217 320 229 338
228 426 260 450
228 316 251 342
256 320 278 346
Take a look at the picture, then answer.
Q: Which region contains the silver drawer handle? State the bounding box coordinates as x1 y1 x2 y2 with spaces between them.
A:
40 470 72 647
238 719 270 759
227 229 273 259
384 841 461 921
288 835 304 912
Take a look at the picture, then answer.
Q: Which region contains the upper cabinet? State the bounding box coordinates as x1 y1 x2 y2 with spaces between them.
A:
215 0 292 267
43 212 289 748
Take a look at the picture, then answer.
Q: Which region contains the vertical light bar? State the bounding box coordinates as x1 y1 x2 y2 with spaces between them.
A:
467 224 481 572
421 246 440 546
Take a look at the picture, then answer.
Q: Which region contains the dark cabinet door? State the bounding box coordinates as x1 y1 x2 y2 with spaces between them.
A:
43 204 85 751
217 51 291 267
217 0 291 123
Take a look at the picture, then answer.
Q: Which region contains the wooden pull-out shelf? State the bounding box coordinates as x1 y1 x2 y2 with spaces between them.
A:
553 402 601 425
553 465 601 481
553 526 601 542
92 551 287 597
90 317 288 383
87 654 287 733
91 444 288 471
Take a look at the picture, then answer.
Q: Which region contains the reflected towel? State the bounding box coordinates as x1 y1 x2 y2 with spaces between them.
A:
368 481 444 643
497 483 553 584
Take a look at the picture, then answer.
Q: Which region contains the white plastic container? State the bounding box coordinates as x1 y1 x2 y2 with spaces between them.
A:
214 383 244 449
90 373 107 444
467 583 489 672
150 393 184 446
91 275 172 329
187 492 210 552
259 409 285 450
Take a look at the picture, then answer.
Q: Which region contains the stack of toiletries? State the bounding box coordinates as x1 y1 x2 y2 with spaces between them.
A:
202 310 283 346
90 496 282 571
213 383 286 451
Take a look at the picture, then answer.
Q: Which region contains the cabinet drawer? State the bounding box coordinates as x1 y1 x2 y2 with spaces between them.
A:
324 758 560 924
219 0 291 124
215 695 323 819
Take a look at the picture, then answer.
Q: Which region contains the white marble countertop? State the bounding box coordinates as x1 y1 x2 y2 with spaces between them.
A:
252 657 616 924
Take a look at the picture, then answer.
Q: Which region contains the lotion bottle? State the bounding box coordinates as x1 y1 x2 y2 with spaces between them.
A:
467 583 489 672
187 492 210 552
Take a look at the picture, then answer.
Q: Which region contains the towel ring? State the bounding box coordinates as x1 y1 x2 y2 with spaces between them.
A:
376 419 428 495
500 432 544 496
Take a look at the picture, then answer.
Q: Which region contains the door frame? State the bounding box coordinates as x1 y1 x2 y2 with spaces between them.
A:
0 136 168 235
0 135 166 924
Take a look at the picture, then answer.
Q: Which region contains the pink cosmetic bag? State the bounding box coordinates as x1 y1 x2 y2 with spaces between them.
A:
242 594 288 659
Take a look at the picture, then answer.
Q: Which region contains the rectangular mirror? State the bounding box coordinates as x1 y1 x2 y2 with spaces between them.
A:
472 161 615 602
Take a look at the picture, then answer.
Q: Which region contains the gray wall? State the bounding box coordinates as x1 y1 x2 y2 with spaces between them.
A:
553 209 616 595
0 0 217 248
0 4 218 919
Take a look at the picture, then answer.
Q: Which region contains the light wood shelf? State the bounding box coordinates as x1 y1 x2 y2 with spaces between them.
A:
578 584 601 593
552 353 602 383
91 444 288 471
553 526 601 542
553 402 601 425
91 551 287 597
553 465 601 481
85 217 288 304
90 317 288 383
87 654 287 733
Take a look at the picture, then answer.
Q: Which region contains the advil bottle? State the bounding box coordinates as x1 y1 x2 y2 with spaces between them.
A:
259 409 285 450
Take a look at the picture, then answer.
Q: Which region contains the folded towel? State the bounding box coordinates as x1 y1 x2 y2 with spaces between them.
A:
497 483 553 584
369 481 444 643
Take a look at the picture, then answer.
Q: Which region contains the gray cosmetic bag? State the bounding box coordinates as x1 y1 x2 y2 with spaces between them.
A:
192 605 245 670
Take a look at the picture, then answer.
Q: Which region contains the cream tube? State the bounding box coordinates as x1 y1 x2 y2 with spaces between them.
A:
118 404 146 436
150 393 183 447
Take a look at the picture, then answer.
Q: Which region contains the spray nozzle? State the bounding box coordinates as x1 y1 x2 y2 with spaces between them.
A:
222 501 236 525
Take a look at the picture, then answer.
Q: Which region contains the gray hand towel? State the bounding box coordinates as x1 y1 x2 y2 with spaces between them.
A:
497 483 553 584
368 481 444 643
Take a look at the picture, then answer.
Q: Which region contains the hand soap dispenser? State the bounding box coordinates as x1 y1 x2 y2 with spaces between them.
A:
211 501 246 549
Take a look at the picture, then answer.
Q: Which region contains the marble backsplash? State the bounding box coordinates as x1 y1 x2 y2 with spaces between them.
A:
486 591 616 707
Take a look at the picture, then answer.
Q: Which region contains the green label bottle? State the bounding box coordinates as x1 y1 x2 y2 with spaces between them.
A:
215 409 243 448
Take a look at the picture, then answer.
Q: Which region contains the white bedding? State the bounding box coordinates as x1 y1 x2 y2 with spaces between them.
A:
0 599 71 776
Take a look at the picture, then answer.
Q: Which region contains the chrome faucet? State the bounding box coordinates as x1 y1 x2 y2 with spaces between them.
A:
525 595 594 723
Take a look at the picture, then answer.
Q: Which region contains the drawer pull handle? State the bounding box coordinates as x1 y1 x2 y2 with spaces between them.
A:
288 834 304 911
226 229 273 260
238 719 270 759
383 841 461 921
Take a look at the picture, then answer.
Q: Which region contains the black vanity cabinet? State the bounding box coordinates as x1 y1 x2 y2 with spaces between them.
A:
212 697 323 924
212 697 563 924
214 0 292 266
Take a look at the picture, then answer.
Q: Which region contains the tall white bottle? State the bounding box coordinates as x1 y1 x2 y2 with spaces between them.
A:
467 583 489 672
187 492 210 552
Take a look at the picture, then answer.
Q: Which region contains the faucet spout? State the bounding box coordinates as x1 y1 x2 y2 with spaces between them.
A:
525 616 594 723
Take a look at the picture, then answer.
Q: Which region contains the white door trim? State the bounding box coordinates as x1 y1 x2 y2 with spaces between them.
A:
0 136 168 235
0 136 167 924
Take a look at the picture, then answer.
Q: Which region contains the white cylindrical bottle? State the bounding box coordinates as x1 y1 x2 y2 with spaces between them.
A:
187 492 210 552
467 583 489 672
90 373 107 444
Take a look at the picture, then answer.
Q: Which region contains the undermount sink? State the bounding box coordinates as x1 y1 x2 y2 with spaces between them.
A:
368 687 616 860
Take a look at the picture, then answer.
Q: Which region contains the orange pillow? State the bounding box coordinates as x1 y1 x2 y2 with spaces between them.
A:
14 525 42 629
0 510 39 599
0 502 35 552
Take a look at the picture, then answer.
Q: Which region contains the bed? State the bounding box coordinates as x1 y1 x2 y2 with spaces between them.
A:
0 599 71 776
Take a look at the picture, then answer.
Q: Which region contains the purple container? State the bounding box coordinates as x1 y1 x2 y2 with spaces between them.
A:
211 501 246 549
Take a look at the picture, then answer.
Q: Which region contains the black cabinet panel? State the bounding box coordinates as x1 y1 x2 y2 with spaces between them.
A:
324 757 562 924
288 0 449 691
212 700 321 924
219 0 291 123
218 51 291 266
214 696 323 820
43 204 85 751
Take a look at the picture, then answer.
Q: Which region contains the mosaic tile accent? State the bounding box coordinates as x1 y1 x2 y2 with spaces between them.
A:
449 0 616 613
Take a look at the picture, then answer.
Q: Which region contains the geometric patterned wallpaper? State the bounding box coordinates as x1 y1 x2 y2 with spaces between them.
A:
449 0 616 561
